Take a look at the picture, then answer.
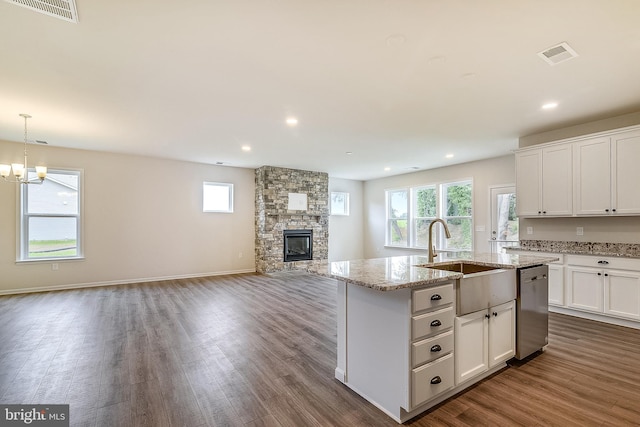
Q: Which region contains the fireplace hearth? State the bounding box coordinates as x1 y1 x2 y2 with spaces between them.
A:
283 229 313 262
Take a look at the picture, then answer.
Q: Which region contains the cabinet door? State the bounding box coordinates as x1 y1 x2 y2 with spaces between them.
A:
515 150 542 217
454 310 488 385
566 267 603 312
488 301 515 367
548 264 564 306
574 137 611 215
604 270 640 320
542 144 573 216
612 129 640 215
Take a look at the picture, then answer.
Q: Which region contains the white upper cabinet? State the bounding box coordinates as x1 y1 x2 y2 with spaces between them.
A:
575 129 640 215
612 129 640 215
516 143 572 217
517 125 640 218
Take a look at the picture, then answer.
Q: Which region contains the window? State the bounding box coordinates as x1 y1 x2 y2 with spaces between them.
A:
330 192 350 215
386 189 408 246
20 169 82 261
203 182 233 213
386 180 473 251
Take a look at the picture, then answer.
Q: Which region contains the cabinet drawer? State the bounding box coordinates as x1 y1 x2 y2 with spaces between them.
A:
412 306 454 340
566 255 640 271
411 352 454 408
412 330 454 368
413 284 454 313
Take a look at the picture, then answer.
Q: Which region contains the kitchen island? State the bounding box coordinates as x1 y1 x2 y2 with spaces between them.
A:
308 252 558 423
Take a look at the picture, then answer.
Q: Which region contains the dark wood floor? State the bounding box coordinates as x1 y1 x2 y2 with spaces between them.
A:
1 273 639 427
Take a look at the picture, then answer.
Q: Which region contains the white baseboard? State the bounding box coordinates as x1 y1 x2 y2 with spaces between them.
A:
550 306 640 330
0 268 257 296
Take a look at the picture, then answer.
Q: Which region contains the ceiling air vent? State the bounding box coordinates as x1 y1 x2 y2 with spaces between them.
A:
537 42 578 66
4 0 78 23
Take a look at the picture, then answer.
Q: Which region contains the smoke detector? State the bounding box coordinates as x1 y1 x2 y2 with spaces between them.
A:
538 42 578 66
4 0 78 23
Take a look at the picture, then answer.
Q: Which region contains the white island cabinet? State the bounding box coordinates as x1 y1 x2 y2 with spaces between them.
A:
309 253 558 423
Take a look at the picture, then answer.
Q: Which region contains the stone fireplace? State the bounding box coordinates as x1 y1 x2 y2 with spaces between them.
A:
255 166 328 273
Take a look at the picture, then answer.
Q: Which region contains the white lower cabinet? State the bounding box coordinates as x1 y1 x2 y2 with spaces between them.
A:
566 255 640 321
454 300 515 385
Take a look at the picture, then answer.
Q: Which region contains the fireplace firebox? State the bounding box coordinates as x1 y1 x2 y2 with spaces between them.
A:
283 229 313 262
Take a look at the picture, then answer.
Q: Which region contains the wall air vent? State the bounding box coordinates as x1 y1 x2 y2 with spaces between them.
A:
4 0 78 23
537 42 578 66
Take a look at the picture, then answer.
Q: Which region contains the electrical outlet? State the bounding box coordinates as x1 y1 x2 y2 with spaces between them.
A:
52 263 59 271
238 252 243 258
526 227 533 235
576 227 584 236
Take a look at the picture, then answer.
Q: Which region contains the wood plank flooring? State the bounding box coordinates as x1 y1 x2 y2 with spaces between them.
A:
0 273 639 426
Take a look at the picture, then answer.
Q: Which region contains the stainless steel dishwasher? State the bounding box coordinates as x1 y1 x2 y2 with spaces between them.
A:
515 264 549 360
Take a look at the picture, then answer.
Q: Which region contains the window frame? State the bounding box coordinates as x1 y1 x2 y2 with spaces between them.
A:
18 168 83 262
330 191 350 216
385 179 473 251
203 182 234 213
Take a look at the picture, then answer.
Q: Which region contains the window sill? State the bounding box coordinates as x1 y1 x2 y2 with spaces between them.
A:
16 256 85 265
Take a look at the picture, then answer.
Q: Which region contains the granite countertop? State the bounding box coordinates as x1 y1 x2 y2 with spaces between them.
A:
507 240 640 258
307 252 559 291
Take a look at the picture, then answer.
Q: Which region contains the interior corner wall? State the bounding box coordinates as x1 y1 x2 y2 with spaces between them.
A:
362 155 515 259
0 140 256 294
328 177 364 261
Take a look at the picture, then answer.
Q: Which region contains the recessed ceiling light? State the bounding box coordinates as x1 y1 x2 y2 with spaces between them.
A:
445 154 454 159
542 102 558 110
346 151 353 155
384 167 391 171
286 117 298 126
241 145 251 152
385 33 406 47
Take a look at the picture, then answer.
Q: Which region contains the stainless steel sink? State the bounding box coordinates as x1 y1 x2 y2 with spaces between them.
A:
426 262 502 275
421 262 517 315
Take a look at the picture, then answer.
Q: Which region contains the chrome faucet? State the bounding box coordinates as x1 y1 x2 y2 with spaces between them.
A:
428 218 451 263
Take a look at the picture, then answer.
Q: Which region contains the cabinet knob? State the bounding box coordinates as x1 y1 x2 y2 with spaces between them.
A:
430 320 442 327
485 314 491 319
493 312 498 317
430 376 442 385
538 211 542 214
430 294 442 301
542 211 547 214
604 273 609 277
430 344 442 352
598 272 602 276
612 208 616 212
605 209 609 212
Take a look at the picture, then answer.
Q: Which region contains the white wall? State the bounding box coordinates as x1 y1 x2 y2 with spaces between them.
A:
363 155 515 259
328 177 364 261
0 140 256 294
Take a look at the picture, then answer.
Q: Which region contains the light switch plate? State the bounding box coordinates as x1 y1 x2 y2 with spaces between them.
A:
577 227 584 236
526 227 533 235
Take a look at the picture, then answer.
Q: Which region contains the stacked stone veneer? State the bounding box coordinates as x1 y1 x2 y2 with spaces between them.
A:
255 166 329 273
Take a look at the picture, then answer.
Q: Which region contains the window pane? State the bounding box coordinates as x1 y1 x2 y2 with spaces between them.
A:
28 217 78 258
203 182 233 212
414 218 433 248
496 193 518 241
389 219 408 246
389 190 408 219
415 187 436 217
444 218 472 250
444 183 472 216
331 192 349 215
27 171 79 215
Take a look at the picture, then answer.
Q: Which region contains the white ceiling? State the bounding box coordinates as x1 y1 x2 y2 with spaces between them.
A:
1 0 640 180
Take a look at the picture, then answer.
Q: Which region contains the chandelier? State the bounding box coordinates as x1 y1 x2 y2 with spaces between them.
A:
0 114 47 184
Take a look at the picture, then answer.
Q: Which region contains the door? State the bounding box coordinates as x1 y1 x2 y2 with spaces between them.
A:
604 270 640 320
574 137 611 215
454 310 488 385
488 301 516 367
489 186 518 253
566 267 603 312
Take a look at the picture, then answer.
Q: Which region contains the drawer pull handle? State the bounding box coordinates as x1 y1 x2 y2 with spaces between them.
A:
597 260 609 265
430 320 442 327
430 344 442 352
430 376 442 385
430 294 442 301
